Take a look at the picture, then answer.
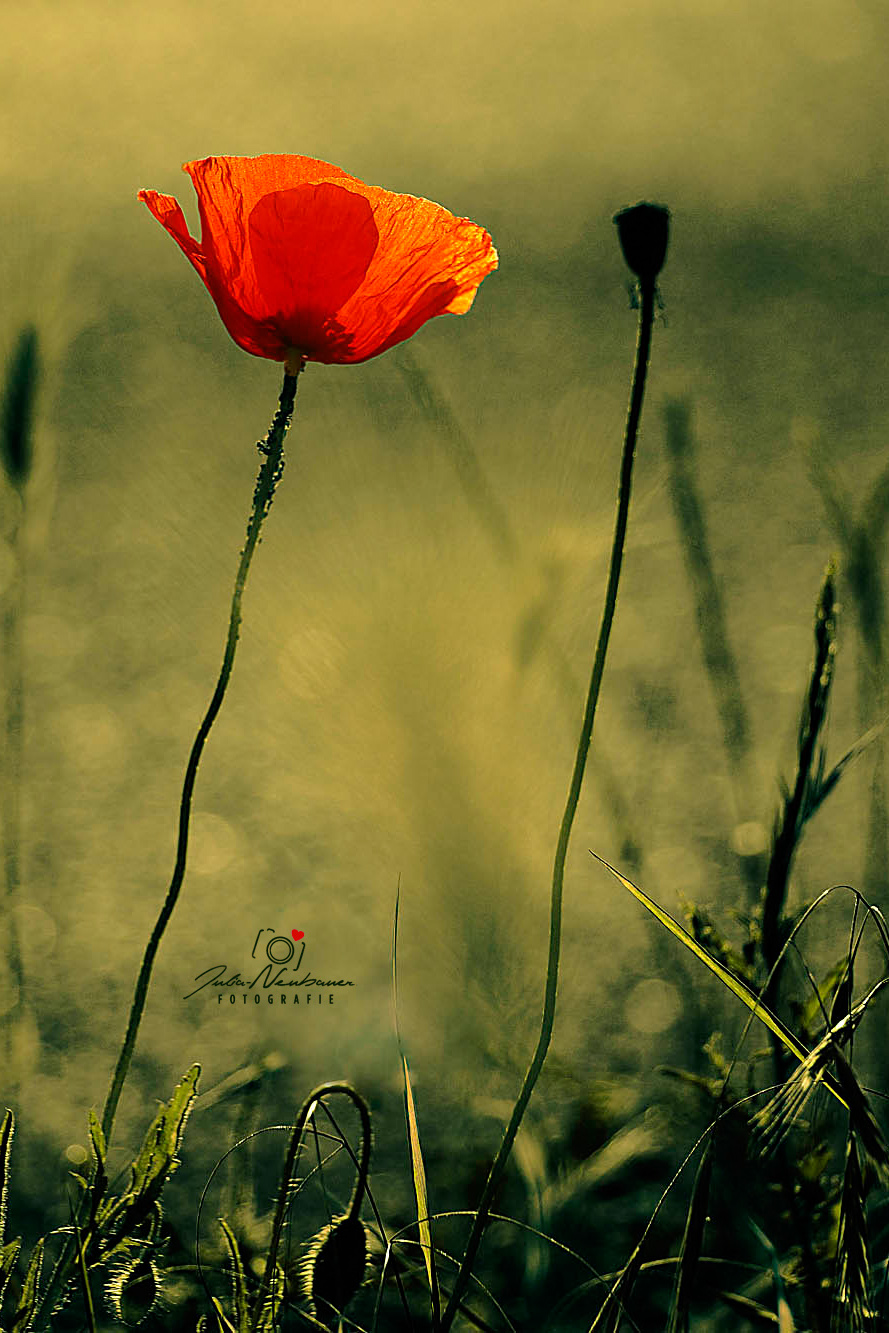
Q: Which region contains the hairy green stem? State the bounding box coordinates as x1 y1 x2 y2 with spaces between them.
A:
101 368 301 1146
252 1082 371 1331
440 280 657 1331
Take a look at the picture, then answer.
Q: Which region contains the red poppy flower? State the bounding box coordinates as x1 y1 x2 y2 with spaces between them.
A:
139 155 498 367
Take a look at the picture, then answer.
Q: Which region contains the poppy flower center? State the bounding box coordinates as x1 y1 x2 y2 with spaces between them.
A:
246 183 379 356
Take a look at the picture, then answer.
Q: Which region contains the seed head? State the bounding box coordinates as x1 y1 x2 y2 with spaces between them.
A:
106 1252 162 1326
300 1214 368 1323
1 326 39 491
614 202 670 284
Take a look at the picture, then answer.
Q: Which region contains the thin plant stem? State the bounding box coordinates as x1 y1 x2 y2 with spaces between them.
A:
3 506 26 1065
100 367 302 1146
1 327 39 1086
440 278 658 1333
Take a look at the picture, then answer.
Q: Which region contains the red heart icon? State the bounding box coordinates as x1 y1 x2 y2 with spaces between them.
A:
291 929 304 941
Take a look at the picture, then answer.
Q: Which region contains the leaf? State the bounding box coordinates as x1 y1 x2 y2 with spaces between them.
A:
128 1064 200 1198
97 1065 199 1242
10 1238 43 1333
87 1111 106 1171
0 1238 21 1304
84 1109 109 1228
218 1218 250 1333
590 853 849 1112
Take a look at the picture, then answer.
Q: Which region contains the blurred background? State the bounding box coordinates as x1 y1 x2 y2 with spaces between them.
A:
2 0 889 1325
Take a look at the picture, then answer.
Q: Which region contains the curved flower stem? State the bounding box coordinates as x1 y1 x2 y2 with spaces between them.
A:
440 279 658 1333
100 367 302 1146
252 1081 371 1332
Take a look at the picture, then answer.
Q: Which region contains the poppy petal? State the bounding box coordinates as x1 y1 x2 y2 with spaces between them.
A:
138 189 208 283
183 155 351 288
140 154 497 365
332 196 497 363
246 184 379 357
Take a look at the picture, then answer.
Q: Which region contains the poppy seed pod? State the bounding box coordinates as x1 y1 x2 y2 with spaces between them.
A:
301 1213 368 1321
106 1252 162 1327
613 202 670 284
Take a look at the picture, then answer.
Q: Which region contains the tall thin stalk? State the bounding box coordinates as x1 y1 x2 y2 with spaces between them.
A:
1 327 39 1084
440 206 667 1333
101 367 302 1145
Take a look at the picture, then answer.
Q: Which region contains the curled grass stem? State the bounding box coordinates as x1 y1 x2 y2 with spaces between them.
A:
100 368 301 1147
440 279 658 1332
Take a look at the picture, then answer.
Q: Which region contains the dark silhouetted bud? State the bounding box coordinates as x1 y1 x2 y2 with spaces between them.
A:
106 1252 161 1326
301 1214 368 1322
614 203 670 283
1 326 39 490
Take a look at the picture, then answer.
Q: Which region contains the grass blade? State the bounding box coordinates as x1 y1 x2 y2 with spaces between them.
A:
393 885 441 1328
751 1223 795 1332
590 852 848 1110
666 1141 713 1333
68 1196 97 1333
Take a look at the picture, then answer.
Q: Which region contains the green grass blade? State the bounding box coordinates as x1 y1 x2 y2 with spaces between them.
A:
751 1223 795 1332
402 1053 439 1320
392 885 441 1328
590 852 848 1110
666 1142 712 1333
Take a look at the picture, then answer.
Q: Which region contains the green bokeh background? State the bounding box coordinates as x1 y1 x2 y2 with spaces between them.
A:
2 0 889 1300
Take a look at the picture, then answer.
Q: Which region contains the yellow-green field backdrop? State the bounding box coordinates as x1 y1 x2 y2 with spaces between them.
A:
1 0 888 1261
